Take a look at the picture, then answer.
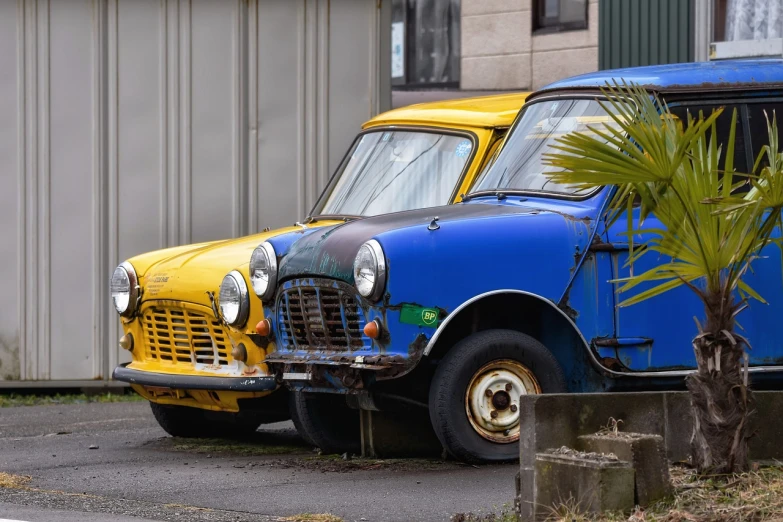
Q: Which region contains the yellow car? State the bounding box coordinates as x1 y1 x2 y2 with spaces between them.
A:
111 92 529 437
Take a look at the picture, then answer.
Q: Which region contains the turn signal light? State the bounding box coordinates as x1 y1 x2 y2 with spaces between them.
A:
119 333 134 352
363 320 381 339
255 319 271 337
231 343 248 363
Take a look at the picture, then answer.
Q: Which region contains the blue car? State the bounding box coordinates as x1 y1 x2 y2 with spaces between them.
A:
260 60 783 462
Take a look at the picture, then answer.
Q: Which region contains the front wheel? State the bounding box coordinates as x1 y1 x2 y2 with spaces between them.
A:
149 402 263 438
428 329 566 463
289 392 361 455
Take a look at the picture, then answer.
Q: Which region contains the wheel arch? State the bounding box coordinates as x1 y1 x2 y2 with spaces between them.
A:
423 290 601 392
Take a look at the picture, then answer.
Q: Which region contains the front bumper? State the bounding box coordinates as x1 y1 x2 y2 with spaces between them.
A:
112 363 278 392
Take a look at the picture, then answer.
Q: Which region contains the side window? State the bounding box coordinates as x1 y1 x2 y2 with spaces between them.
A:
668 103 750 176
746 102 783 172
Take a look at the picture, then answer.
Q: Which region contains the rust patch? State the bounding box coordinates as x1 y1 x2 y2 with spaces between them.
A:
408 333 428 358
556 288 578 321
600 357 626 372
531 207 592 224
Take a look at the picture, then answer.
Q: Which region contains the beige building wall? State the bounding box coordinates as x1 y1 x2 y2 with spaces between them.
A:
461 0 599 91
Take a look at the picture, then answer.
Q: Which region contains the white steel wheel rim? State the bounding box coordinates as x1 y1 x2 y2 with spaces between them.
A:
465 359 541 443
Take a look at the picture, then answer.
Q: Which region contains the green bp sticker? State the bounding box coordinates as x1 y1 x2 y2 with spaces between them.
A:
400 304 440 327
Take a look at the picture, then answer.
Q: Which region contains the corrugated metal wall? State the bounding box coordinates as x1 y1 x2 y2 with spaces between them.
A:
599 0 693 70
0 0 390 386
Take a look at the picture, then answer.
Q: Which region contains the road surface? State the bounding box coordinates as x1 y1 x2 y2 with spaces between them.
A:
0 400 517 521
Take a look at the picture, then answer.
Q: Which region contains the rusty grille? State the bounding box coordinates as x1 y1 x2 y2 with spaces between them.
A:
141 307 230 366
277 283 370 351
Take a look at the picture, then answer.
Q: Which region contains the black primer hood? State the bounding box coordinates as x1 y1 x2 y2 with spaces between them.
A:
277 202 533 283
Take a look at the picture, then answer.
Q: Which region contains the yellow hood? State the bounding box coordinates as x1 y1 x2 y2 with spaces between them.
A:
127 223 339 307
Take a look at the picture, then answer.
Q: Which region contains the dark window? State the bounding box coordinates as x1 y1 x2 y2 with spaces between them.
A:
746 101 783 172
391 0 460 89
668 102 750 182
534 0 587 32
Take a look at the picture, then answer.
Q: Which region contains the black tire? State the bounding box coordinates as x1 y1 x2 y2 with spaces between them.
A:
149 402 262 438
290 391 361 454
289 392 316 447
428 329 566 463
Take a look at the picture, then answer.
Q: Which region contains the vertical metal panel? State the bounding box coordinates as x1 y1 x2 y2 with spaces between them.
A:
255 1 307 227
0 0 20 380
329 1 382 180
48 0 96 379
630 0 640 67
255 0 390 231
190 0 242 242
116 0 165 260
0 0 390 385
599 0 694 70
620 0 631 68
107 0 124 376
650 0 660 67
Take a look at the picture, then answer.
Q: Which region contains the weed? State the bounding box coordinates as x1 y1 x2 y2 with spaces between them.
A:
0 391 143 408
0 473 31 489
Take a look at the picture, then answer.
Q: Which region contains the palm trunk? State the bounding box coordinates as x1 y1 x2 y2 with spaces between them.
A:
687 292 754 474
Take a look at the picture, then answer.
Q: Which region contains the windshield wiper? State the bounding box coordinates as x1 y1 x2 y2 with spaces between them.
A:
465 189 534 200
305 214 362 223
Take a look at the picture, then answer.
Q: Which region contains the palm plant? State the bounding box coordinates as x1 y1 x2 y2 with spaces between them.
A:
542 83 783 474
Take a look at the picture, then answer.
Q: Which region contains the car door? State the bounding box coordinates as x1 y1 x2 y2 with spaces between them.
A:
599 97 783 372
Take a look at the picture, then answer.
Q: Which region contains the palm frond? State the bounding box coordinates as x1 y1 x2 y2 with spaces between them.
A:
542 82 783 309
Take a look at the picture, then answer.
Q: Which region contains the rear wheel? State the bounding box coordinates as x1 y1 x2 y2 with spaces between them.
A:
428 329 566 463
149 402 263 438
290 391 361 454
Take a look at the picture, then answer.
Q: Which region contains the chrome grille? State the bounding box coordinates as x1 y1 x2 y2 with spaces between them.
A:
142 307 230 366
277 283 369 351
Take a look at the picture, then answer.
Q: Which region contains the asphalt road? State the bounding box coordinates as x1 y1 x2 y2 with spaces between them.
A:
0 401 518 522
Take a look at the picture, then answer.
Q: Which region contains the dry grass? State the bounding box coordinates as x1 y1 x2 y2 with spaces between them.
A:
0 472 31 489
451 510 518 522
279 515 344 522
170 437 305 456
543 464 783 522
455 464 783 522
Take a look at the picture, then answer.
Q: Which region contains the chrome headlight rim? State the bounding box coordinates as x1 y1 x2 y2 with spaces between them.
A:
111 261 139 317
353 239 387 302
250 241 277 302
219 270 250 327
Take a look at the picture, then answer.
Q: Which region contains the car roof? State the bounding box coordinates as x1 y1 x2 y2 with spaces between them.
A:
535 59 783 97
364 92 531 130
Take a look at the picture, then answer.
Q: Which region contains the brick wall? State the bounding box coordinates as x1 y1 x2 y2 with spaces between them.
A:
461 0 599 91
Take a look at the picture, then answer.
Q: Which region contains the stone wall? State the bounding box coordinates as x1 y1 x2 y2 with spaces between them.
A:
461 0 599 91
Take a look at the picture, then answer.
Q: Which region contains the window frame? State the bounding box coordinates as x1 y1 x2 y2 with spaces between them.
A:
390 0 461 90
708 0 783 60
533 0 589 35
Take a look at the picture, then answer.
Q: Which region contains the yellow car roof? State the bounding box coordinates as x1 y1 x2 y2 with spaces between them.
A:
364 92 530 130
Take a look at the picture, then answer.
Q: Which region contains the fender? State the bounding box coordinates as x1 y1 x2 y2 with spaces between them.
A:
422 289 592 357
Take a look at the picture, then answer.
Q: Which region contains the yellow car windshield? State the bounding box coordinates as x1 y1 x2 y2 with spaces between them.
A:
316 130 474 217
472 98 623 197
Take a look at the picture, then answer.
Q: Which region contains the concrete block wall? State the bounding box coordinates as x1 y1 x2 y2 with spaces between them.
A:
461 0 599 91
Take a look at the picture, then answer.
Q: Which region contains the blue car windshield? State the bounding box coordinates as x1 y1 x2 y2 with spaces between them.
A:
316 130 474 217
471 98 621 196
